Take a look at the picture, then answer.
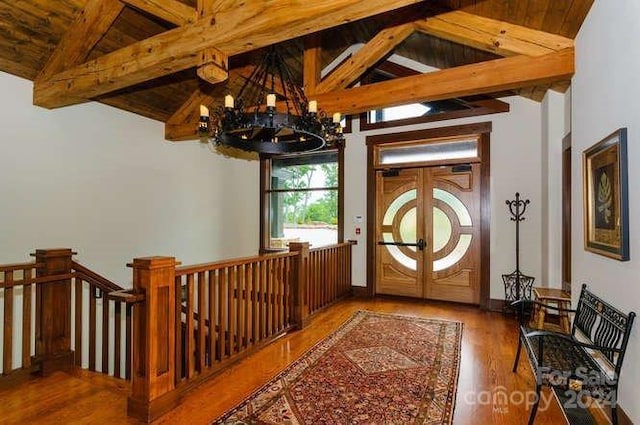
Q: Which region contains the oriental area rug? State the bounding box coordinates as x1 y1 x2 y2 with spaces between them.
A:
214 311 463 424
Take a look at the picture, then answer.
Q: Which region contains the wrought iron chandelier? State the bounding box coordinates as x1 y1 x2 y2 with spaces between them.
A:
198 47 344 155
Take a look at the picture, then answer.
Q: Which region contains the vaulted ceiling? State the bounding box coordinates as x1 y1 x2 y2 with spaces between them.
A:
0 0 592 141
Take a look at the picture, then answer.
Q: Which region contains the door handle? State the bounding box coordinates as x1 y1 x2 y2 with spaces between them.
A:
378 239 426 251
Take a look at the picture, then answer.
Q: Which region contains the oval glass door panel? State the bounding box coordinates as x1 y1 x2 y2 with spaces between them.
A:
400 207 417 252
432 207 452 253
433 189 473 272
383 189 416 225
383 232 416 270
383 189 418 270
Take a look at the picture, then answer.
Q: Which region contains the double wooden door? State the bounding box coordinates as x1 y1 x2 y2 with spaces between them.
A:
375 165 481 304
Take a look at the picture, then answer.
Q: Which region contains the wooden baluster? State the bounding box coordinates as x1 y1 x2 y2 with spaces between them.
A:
22 268 32 369
261 260 267 339
228 266 236 355
340 247 344 295
282 258 289 326
340 246 345 295
330 249 334 304
89 285 97 371
197 272 206 372
307 253 312 315
209 270 217 364
186 273 195 379
268 259 275 336
272 259 278 333
252 262 260 344
245 264 252 347
276 257 283 332
127 256 178 422
348 244 352 289
74 277 83 367
286 257 292 325
237 265 245 351
319 251 324 309
126 304 132 380
306 254 312 314
114 301 122 378
33 249 74 375
3 270 14 374
318 251 328 309
289 243 310 329
218 268 226 359
325 248 334 307
174 277 183 385
102 295 110 374
326 250 331 305
332 248 337 301
280 257 286 330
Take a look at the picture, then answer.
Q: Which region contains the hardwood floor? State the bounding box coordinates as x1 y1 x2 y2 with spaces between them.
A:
0 297 606 424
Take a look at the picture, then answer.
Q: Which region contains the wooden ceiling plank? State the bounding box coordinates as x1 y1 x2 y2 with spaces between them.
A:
414 10 573 57
314 22 415 93
559 0 595 38
34 0 426 109
523 0 549 31
119 0 197 26
541 0 568 35
303 34 322 96
308 48 574 115
36 0 125 81
165 48 575 140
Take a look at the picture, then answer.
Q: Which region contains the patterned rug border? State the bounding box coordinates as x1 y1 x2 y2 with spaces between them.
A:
213 310 463 424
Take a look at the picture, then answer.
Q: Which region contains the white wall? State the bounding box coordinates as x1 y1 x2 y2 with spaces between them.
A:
0 72 259 286
344 96 544 300
573 0 640 421
540 91 566 288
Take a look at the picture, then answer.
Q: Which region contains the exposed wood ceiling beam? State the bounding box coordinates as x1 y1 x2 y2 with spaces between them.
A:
196 1 229 85
36 0 125 82
314 22 415 93
196 48 229 85
314 48 574 115
414 10 573 57
166 88 215 133
303 35 322 96
119 0 196 25
34 0 426 109
166 48 574 141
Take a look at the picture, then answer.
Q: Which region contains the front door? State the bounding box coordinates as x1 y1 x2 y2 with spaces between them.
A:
375 165 481 304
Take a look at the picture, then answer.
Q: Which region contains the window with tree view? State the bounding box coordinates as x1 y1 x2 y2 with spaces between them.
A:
265 151 341 250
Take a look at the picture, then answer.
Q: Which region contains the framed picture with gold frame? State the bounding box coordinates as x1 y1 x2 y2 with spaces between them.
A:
583 128 629 261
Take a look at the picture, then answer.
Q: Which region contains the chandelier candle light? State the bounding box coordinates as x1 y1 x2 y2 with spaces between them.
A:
198 47 344 155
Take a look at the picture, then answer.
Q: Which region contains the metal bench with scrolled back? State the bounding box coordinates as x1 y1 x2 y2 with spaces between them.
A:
512 284 635 425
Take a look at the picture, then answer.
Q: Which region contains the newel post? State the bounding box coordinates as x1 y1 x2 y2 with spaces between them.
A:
289 242 310 329
127 257 179 422
32 248 75 375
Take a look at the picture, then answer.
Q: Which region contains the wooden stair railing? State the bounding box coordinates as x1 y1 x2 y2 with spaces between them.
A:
72 260 136 379
308 242 354 316
0 248 136 388
127 241 357 422
2 243 354 421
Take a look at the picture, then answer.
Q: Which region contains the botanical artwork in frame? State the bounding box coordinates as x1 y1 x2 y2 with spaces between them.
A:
583 128 629 261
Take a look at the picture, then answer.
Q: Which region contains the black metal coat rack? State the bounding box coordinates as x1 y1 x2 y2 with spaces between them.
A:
503 192 535 307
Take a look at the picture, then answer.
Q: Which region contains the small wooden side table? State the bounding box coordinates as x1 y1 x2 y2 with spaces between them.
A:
532 287 572 333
